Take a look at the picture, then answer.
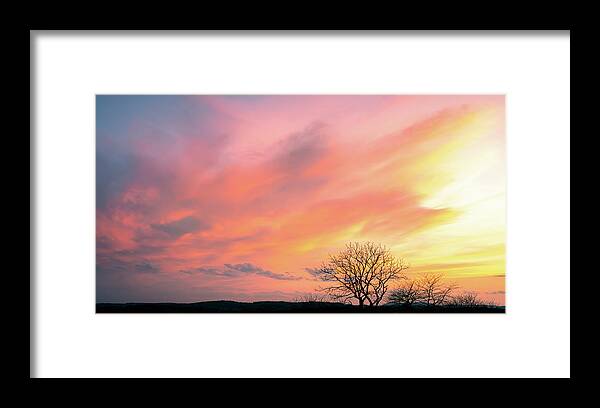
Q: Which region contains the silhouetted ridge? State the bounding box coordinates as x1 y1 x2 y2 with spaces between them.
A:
96 301 505 313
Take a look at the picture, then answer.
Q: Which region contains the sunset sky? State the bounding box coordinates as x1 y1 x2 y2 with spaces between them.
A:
96 95 505 304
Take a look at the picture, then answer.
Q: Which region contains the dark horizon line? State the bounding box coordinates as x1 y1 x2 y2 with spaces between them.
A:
96 299 505 305
96 299 506 313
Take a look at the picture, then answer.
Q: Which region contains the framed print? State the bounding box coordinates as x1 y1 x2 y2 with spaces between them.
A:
31 30 570 378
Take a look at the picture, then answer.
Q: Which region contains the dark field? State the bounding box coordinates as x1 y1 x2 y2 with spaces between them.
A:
96 301 505 313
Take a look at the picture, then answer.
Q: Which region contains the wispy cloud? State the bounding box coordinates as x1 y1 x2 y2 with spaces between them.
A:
150 216 209 239
181 263 302 281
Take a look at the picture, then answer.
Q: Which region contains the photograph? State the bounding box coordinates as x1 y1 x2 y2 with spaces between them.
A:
96 95 506 313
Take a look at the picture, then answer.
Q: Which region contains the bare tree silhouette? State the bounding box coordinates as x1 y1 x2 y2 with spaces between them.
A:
387 280 420 306
416 273 458 306
312 242 409 307
388 273 458 307
293 293 330 303
450 291 482 307
449 291 498 308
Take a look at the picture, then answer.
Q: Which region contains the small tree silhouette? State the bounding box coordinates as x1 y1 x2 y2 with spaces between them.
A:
312 242 409 307
387 280 420 306
449 291 498 308
293 293 329 303
450 291 482 307
388 273 458 307
415 273 458 306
